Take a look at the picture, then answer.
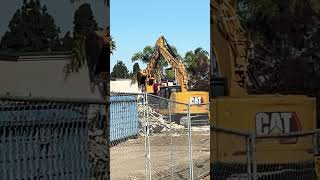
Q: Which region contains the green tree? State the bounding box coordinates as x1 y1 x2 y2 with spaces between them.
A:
61 31 73 50
110 35 116 54
236 0 319 93
129 62 141 83
69 0 114 54
64 3 100 78
184 47 210 91
73 3 98 38
0 0 61 52
111 61 129 78
132 62 141 74
164 68 175 81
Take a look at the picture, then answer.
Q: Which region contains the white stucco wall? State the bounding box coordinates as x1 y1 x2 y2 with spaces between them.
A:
110 79 140 93
0 59 102 99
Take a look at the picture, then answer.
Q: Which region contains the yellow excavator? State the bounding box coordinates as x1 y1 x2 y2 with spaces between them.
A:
137 36 209 125
211 0 318 179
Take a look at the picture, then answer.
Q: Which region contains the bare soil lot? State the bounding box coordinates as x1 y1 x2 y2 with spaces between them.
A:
110 127 210 180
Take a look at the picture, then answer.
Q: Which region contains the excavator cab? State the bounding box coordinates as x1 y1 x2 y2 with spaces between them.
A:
158 85 181 99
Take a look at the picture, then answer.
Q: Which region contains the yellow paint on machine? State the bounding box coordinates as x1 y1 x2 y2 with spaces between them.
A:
210 95 316 164
171 91 209 114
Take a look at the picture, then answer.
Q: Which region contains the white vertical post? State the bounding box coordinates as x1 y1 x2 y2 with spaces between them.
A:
187 104 194 180
144 93 148 180
146 93 152 180
169 101 174 180
144 93 152 180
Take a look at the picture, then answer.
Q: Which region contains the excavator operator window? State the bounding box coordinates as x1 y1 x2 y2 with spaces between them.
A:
159 87 171 99
211 77 227 97
158 86 181 99
170 86 181 93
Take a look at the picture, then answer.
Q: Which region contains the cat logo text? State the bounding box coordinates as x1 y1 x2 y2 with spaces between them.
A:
255 112 301 144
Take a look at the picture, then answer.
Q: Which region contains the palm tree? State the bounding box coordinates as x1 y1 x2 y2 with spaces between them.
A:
131 45 181 81
110 35 116 54
131 46 154 64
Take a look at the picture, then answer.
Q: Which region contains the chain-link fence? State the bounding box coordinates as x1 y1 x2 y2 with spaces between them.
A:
0 95 109 180
0 92 210 180
190 103 210 179
146 94 210 179
147 94 191 179
109 93 146 180
254 132 317 180
110 92 210 180
211 125 320 180
211 126 251 180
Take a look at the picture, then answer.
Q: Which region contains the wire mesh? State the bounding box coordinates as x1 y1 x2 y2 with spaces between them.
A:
145 94 191 179
190 103 210 179
109 92 210 180
253 134 317 180
0 96 109 180
210 126 251 180
211 125 320 180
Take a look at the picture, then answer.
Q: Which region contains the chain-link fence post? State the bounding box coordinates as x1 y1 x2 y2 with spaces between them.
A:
144 92 152 180
251 133 257 180
246 135 252 180
168 100 174 180
144 93 148 180
187 103 194 180
314 132 319 155
144 92 147 180
105 97 110 180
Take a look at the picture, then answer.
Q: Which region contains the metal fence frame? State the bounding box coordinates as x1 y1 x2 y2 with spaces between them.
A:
0 93 210 180
146 93 194 180
111 92 210 179
211 125 320 180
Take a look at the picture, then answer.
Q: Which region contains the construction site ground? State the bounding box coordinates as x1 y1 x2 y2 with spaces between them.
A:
110 126 210 180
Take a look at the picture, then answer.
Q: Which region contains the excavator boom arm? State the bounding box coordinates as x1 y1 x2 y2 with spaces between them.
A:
211 0 250 97
138 36 188 92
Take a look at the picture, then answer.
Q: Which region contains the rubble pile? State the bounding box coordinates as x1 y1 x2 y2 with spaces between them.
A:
137 105 185 135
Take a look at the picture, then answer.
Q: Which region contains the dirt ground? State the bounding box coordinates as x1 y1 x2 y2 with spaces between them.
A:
110 126 210 180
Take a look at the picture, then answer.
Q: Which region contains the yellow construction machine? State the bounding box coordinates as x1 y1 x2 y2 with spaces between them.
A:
211 0 318 179
137 36 209 125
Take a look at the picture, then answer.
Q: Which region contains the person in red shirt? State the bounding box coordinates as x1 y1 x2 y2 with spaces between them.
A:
153 80 158 95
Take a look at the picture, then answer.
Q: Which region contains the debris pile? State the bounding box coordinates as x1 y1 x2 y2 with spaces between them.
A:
137 105 185 135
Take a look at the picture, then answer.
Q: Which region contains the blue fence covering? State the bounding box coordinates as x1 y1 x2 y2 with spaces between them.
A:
110 95 139 143
0 95 139 179
0 103 89 179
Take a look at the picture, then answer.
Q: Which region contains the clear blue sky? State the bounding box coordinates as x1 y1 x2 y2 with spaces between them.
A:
110 0 210 72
